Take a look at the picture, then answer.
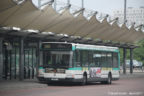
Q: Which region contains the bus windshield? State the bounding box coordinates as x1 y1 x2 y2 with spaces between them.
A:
43 51 72 68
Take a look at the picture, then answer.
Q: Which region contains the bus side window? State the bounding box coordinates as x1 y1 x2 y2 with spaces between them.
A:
92 51 101 67
75 50 81 67
107 53 112 68
113 53 118 68
89 51 94 67
81 50 89 67
101 52 107 67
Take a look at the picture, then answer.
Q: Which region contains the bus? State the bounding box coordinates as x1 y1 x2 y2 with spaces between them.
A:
38 42 120 85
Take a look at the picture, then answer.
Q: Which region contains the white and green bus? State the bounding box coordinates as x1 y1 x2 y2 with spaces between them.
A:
38 42 120 85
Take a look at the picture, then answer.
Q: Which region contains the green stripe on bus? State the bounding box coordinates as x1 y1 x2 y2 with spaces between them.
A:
39 67 44 69
72 46 76 50
75 48 119 52
113 68 120 70
68 67 82 70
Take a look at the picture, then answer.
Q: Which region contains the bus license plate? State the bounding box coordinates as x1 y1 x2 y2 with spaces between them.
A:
51 78 59 81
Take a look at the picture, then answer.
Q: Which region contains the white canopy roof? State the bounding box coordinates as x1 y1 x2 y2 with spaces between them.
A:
0 0 144 44
0 0 16 12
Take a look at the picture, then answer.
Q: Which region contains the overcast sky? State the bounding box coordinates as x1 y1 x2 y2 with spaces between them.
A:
32 0 144 15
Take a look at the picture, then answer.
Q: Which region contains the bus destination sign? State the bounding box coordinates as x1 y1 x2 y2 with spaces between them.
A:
42 43 72 50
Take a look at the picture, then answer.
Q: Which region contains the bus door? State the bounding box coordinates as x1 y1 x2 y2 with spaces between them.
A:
89 52 101 78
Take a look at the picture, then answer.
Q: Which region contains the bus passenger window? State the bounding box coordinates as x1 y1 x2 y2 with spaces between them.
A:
89 51 94 67
81 50 89 67
75 50 81 67
107 53 112 67
113 53 118 68
101 53 107 67
93 52 101 67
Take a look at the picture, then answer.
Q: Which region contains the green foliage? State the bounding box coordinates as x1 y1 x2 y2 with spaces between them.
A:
119 40 144 66
133 40 144 66
119 48 123 66
119 48 130 66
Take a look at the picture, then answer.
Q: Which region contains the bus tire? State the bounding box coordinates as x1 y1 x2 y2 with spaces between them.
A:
106 73 112 84
81 75 87 85
101 73 112 84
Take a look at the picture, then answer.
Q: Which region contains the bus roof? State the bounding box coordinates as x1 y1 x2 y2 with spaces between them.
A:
42 42 119 52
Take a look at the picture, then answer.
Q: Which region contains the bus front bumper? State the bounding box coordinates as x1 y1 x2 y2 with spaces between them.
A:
37 77 46 82
45 78 83 83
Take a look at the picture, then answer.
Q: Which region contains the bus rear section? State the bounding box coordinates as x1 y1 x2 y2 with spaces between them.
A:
37 42 120 85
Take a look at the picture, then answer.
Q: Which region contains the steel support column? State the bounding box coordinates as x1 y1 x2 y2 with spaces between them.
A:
19 38 24 80
130 48 133 74
123 48 127 74
36 40 42 76
0 38 4 80
39 40 43 66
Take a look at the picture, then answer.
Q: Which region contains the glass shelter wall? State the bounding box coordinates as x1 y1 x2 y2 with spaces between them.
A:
24 47 37 79
2 42 20 80
1 40 38 80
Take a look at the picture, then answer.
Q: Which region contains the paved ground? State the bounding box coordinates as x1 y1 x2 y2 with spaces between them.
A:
0 72 144 96
0 79 47 90
120 68 144 73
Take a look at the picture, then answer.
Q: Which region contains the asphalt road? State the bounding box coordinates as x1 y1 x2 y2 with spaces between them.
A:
0 77 144 96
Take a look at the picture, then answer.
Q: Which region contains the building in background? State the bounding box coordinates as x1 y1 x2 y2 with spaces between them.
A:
113 7 144 26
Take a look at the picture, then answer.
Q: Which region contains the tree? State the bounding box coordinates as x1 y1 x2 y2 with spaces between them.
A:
133 40 144 66
119 40 144 66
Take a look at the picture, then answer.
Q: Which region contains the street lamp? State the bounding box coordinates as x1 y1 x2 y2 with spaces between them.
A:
38 0 41 8
82 0 84 8
124 0 127 22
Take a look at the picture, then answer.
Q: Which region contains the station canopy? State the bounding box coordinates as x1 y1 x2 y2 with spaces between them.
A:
0 0 144 45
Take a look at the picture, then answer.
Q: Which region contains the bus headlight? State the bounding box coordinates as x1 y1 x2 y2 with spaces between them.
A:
38 67 45 75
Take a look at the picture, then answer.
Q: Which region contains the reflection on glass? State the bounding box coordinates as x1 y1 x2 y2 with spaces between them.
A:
44 51 71 68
